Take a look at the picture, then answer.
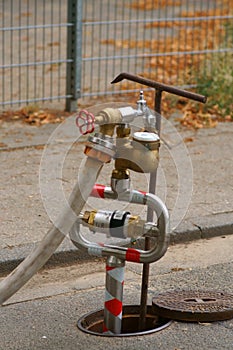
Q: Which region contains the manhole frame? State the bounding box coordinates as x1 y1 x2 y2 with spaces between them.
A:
77 305 172 337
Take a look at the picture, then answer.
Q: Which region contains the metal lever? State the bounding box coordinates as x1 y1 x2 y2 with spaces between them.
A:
111 72 207 104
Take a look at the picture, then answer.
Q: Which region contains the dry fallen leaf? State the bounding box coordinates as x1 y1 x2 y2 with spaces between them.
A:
0 108 72 126
184 137 194 143
0 142 7 147
130 0 182 11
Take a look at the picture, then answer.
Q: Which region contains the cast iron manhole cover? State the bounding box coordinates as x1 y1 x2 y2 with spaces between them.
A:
152 290 233 322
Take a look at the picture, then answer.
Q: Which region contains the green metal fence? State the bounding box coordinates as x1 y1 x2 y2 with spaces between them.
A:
0 0 70 108
0 0 232 111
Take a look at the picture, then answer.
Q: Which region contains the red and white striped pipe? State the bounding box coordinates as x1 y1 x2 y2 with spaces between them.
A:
103 256 125 334
90 183 147 199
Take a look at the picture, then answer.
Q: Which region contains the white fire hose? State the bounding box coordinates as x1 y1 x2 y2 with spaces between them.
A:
0 157 103 305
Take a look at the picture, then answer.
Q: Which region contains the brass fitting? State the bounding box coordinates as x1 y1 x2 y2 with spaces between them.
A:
115 132 160 173
99 123 115 137
82 210 97 225
84 133 116 163
111 168 130 194
116 124 131 138
84 146 112 163
95 108 122 125
111 168 130 180
127 216 145 239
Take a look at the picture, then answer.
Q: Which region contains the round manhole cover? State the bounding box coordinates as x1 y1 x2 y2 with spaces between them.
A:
152 290 233 322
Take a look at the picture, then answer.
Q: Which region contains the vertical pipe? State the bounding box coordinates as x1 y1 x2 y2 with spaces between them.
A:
134 0 140 86
111 0 118 94
65 0 83 111
10 0 13 107
182 0 189 85
212 0 218 69
82 0 87 97
50 0 54 101
17 0 21 103
26 0 29 103
157 1 162 82
2 0 5 105
34 0 37 99
139 89 162 330
89 1 95 96
194 0 201 76
58 0 62 99
104 1 111 91
42 0 46 99
162 0 168 83
127 0 132 75
97 1 103 93
120 1 125 75
155 90 162 132
103 256 125 335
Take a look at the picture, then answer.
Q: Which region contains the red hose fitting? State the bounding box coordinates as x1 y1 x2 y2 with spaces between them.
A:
90 184 105 198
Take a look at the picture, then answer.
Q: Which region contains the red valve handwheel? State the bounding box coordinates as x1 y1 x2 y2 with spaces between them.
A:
76 109 95 135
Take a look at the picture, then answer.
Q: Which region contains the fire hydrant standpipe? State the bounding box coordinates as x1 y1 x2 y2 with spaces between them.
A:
0 73 206 338
72 95 170 334
71 81 206 334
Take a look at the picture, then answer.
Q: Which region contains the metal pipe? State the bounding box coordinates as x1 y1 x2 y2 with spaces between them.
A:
103 256 125 334
70 190 169 264
0 157 103 305
111 72 207 103
65 0 83 111
139 87 162 330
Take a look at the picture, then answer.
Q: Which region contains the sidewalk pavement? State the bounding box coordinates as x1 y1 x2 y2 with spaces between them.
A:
0 116 233 273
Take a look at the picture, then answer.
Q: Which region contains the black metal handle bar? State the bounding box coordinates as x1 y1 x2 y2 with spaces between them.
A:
111 72 207 104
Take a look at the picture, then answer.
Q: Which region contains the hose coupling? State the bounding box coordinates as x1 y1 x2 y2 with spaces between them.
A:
84 132 116 163
111 169 131 194
81 209 145 239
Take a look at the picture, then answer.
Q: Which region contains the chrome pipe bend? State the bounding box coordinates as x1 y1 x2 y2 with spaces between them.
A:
70 190 170 264
70 219 101 253
140 192 170 263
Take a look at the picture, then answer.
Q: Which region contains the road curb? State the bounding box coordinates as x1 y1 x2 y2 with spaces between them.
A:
171 212 233 243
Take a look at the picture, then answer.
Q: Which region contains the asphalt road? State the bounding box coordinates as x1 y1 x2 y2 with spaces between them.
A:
1 235 233 350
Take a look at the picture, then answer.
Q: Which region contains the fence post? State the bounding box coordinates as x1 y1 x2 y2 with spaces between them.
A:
65 0 83 112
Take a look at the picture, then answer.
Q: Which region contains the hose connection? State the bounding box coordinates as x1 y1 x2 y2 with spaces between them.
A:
70 190 169 264
80 209 145 240
84 133 116 163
